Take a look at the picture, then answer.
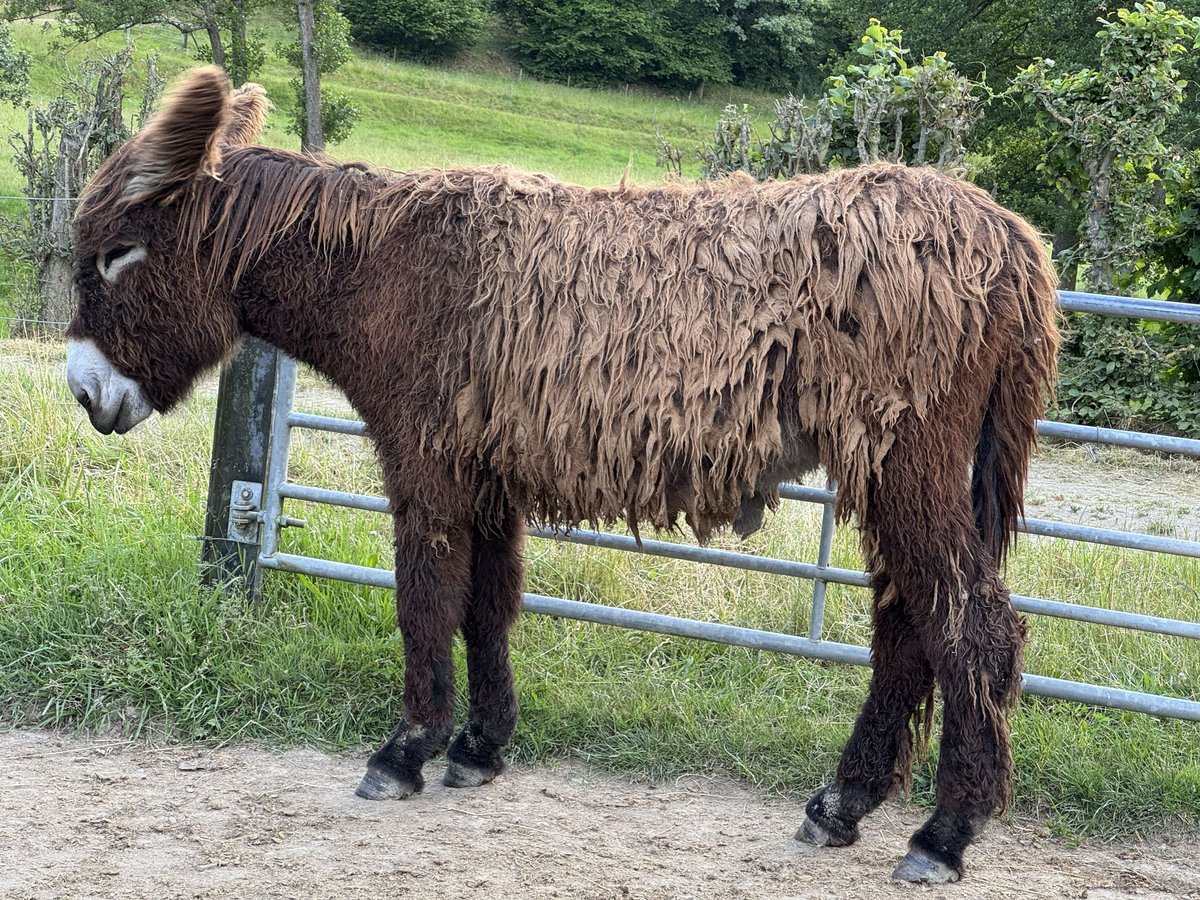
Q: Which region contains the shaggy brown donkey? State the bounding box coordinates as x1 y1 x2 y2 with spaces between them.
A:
65 68 1060 884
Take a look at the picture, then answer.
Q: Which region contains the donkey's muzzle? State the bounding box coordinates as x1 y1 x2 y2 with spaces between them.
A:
66 339 154 435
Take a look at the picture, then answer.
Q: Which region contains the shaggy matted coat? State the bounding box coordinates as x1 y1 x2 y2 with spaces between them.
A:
66 68 1060 887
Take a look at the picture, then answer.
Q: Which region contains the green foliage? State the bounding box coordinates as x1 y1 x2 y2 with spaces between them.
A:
1137 148 1200 302
1056 315 1200 436
2 0 170 41
0 20 30 106
339 0 487 61
281 0 360 146
496 0 674 85
664 19 987 179
975 126 1079 237
496 0 828 90
1010 1 1200 291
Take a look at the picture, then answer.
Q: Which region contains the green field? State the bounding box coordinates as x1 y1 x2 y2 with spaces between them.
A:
1 22 1198 842
0 19 768 198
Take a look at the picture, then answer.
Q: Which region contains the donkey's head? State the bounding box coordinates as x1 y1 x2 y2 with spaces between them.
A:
65 67 270 433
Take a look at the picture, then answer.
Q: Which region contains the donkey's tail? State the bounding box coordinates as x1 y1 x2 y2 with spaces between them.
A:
972 217 1061 564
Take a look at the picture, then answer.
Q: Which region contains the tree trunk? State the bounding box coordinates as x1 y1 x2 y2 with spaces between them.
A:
297 0 324 153
206 23 225 70
1083 152 1117 292
38 122 88 327
1052 225 1079 292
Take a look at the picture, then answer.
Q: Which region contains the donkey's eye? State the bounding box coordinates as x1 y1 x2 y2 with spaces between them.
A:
103 245 135 269
96 243 147 283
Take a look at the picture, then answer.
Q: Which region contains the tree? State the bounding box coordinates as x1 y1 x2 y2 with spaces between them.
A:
5 52 162 326
1011 1 1200 291
496 0 830 90
282 0 358 149
2 0 267 85
0 19 30 107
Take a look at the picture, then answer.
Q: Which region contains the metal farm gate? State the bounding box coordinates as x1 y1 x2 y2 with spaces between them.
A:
218 291 1200 722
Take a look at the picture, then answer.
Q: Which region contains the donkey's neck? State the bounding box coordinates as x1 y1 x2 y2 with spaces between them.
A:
228 174 483 428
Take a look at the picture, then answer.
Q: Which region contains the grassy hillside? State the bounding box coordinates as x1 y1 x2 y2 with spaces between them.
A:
0 18 766 196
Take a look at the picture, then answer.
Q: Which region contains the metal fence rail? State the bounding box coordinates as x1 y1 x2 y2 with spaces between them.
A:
252 291 1200 722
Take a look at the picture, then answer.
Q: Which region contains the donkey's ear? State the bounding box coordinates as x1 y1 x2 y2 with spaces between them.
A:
121 66 232 204
223 82 272 149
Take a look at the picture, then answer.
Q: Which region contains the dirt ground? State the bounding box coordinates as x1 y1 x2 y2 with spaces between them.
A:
2 730 1198 900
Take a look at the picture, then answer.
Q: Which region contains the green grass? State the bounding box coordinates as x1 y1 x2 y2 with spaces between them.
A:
1 339 1198 840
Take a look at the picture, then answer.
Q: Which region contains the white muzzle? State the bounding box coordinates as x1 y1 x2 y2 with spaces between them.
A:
66 339 154 435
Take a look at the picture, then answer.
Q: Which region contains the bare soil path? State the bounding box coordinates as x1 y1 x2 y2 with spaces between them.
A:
1 729 1197 900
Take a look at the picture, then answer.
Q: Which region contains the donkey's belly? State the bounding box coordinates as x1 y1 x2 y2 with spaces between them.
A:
732 428 820 539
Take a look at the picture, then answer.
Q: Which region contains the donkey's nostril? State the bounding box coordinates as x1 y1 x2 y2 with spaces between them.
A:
73 386 93 413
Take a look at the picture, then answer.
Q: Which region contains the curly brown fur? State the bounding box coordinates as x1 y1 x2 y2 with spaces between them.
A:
67 67 1061 884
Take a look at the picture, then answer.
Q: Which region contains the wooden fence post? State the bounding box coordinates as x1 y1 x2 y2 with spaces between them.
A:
200 337 280 599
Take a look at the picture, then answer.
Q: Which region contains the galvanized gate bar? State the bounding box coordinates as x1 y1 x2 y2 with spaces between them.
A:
1009 594 1200 640
255 549 1200 722
282 414 1200 466
280 482 391 514
263 471 1200 639
288 410 367 436
527 525 873 588
807 481 838 641
259 356 298 560
1036 420 1200 457
275 472 1200 560
1058 291 1200 325
1022 517 1200 558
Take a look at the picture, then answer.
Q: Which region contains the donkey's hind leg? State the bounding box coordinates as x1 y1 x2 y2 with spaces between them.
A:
357 504 471 801
798 564 934 848
892 563 1024 884
444 504 524 788
856 429 1023 883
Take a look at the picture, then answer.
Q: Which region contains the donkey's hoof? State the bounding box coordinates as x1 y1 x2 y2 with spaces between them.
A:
795 816 831 847
443 759 501 789
891 848 961 884
795 816 859 848
355 767 421 800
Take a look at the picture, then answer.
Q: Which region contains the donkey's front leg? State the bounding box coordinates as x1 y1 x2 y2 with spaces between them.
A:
356 508 471 800
444 504 525 788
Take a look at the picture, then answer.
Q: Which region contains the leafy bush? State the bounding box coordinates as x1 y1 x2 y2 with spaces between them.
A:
497 0 678 85
1055 315 1200 437
496 0 829 89
660 20 987 179
340 0 487 61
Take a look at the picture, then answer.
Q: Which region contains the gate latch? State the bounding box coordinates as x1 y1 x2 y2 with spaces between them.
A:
227 480 263 543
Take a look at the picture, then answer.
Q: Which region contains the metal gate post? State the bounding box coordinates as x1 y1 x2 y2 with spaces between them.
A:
808 478 838 640
200 337 282 599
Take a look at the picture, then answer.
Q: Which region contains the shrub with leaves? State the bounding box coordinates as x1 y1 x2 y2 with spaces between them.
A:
3 52 162 326
0 21 30 107
340 0 487 61
1010 1 1200 292
1056 315 1200 436
661 19 987 179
